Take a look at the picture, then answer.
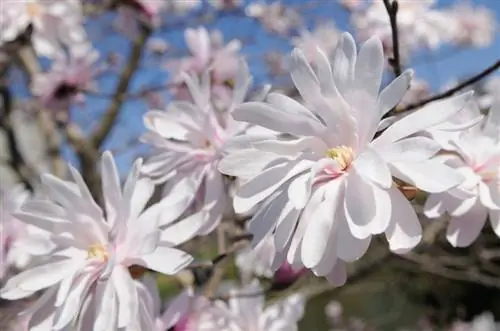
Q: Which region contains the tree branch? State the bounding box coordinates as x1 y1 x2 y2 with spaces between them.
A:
0 85 35 190
383 0 402 76
90 24 152 148
399 59 500 112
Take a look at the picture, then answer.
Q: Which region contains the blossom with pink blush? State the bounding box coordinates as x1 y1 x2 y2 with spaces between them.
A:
210 0 242 11
168 27 242 110
0 0 90 59
31 49 99 119
141 60 256 237
351 0 452 61
272 262 307 290
292 22 341 62
445 2 496 48
338 0 364 11
245 1 302 36
166 0 201 14
424 99 500 247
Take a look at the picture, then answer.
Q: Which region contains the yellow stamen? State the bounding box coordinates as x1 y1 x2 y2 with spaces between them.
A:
26 2 42 18
87 245 108 261
325 146 354 170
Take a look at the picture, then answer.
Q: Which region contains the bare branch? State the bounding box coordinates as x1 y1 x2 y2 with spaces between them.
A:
399 59 500 112
0 85 36 190
383 0 402 76
90 24 152 148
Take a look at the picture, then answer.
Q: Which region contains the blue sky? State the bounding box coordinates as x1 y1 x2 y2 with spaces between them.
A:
62 0 500 175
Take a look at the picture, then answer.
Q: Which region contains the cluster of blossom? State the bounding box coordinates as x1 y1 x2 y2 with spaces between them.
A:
350 0 496 61
1 22 499 328
325 300 500 331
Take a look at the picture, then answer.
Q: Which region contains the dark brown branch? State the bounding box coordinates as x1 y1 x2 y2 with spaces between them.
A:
0 85 35 190
400 59 500 112
383 0 402 76
90 24 152 148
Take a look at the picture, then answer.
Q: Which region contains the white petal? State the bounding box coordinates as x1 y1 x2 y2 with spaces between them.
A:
354 36 384 101
375 137 441 163
336 213 371 262
160 212 207 246
375 92 473 145
446 200 488 247
353 147 392 189
233 102 325 137
218 150 282 180
390 160 464 193
325 260 347 286
479 181 500 210
160 289 192 329
135 246 193 275
385 187 422 253
378 70 413 116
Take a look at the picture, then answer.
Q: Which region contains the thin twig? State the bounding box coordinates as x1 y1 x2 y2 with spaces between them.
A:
399 59 500 112
383 0 402 76
90 24 152 148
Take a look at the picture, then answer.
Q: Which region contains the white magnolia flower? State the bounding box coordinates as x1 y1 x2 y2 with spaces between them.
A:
292 22 341 62
195 279 305 331
219 33 471 282
136 274 192 331
0 0 90 58
235 233 281 280
141 59 257 236
424 99 500 247
351 0 452 60
0 151 193 330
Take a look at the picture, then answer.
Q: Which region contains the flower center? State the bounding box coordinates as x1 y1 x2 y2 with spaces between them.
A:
325 146 354 170
26 2 43 18
87 244 109 262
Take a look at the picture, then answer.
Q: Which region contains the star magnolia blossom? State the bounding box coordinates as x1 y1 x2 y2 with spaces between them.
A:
245 1 302 36
168 27 242 110
424 100 500 247
0 151 194 330
195 280 305 331
219 32 471 282
136 274 192 331
31 49 99 118
141 59 258 236
351 0 451 60
292 22 341 62
0 0 90 58
0 185 53 279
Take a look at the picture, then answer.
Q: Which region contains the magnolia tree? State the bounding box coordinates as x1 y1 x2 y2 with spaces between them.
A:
0 0 499 330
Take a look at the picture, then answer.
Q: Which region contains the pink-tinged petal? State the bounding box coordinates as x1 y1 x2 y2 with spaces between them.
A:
301 180 344 269
375 137 441 163
325 260 347 286
375 92 473 145
161 289 192 329
160 211 207 246
353 147 392 189
479 182 500 210
385 187 422 254
233 102 325 137
94 280 117 331
135 246 193 275
344 169 376 239
112 266 136 328
353 36 384 102
378 70 413 116
390 160 464 193
446 200 488 247
234 159 312 214
336 213 371 262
